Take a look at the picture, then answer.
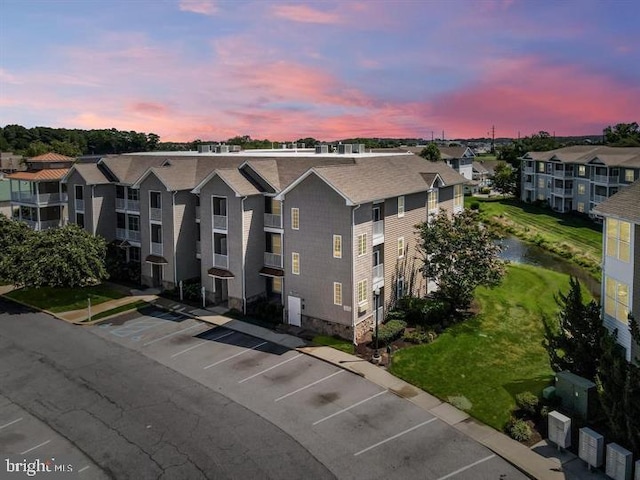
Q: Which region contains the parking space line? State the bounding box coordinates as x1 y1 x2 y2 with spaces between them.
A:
238 354 303 384
0 417 23 430
170 331 234 358
143 322 204 346
312 391 386 425
435 454 496 480
203 341 268 369
20 440 51 455
353 418 437 456
78 466 90 473
275 371 344 402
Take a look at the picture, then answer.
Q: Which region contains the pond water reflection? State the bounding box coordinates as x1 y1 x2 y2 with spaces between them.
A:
497 236 601 299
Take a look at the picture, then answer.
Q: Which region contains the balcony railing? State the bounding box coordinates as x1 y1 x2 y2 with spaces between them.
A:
150 207 162 222
214 253 228 269
592 194 608 203
592 174 617 184
116 228 140 242
373 263 384 282
553 187 573 196
20 219 60 231
372 220 384 244
75 199 85 211
264 252 283 268
213 215 227 230
116 198 140 212
151 242 163 256
552 169 573 178
11 192 67 205
264 213 282 229
196 241 201 255
195 206 200 221
524 182 534 190
523 166 534 174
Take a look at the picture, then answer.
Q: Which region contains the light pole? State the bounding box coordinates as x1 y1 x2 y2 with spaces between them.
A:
372 287 381 363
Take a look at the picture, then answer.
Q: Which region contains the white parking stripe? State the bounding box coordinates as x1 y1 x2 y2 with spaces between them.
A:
0 417 23 430
20 440 51 455
275 371 344 402
238 354 304 384
435 454 496 480
203 341 268 369
313 391 387 425
143 322 204 346
78 466 90 473
170 331 234 358
353 418 437 456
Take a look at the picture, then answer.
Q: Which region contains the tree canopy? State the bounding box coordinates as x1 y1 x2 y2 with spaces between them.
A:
604 122 640 147
416 209 505 311
419 143 441 162
492 162 517 196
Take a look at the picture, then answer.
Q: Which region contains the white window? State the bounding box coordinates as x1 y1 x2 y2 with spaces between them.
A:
454 185 463 209
578 165 586 177
606 218 631 262
292 252 300 275
625 169 635 182
333 282 342 306
357 233 367 256
537 193 545 201
272 277 282 294
577 202 585 213
578 184 586 195
538 162 545 173
291 208 299 230
538 178 545 188
605 276 629 323
398 196 405 218
396 276 405 299
398 237 405 258
428 190 438 212
333 235 342 258
76 212 85 228
357 279 367 305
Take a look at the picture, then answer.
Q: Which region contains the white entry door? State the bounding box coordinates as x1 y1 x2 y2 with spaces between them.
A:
287 296 301 326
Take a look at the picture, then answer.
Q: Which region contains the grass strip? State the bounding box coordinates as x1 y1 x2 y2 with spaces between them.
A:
86 300 148 322
5 285 126 313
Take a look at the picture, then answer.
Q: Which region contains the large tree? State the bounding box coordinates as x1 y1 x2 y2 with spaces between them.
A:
416 209 505 312
543 276 604 380
604 122 640 146
419 143 441 162
492 161 517 196
7 223 108 288
0 214 33 281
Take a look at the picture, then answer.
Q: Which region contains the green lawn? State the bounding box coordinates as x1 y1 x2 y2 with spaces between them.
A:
313 335 354 354
6 285 126 313
468 197 602 275
87 300 148 322
389 264 582 430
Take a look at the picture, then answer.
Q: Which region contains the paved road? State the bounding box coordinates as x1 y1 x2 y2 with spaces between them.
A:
0 299 333 480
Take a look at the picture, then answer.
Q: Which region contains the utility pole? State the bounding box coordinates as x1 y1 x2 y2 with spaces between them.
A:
489 125 495 154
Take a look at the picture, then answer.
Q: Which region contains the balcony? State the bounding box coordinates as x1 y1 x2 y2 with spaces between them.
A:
196 241 201 256
523 166 534 174
151 242 163 256
553 187 573 197
11 192 68 205
524 181 534 190
195 206 200 222
214 253 228 269
552 169 573 178
115 198 140 212
264 213 282 229
592 174 617 185
116 228 141 242
373 263 384 289
372 220 384 245
150 207 162 222
75 199 85 212
21 219 60 231
213 215 227 231
264 252 283 268
591 194 608 204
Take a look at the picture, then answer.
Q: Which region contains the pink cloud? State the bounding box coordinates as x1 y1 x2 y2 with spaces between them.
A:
127 102 171 116
178 0 218 16
270 4 342 24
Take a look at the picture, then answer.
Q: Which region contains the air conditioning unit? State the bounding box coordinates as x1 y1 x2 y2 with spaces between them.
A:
357 303 367 314
579 427 603 468
606 443 632 480
548 410 571 449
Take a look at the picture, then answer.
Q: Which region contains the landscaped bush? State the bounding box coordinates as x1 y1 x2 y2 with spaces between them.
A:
397 296 429 325
421 298 450 326
480 187 491 194
506 417 532 442
250 298 283 324
470 201 480 211
377 319 407 345
515 391 540 416
403 327 437 344
385 309 407 322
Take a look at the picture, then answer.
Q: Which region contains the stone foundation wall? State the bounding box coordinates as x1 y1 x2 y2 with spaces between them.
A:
228 296 243 312
354 315 374 344
302 315 353 342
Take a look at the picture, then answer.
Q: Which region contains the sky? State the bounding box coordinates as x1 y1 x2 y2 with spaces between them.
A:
1 0 639 142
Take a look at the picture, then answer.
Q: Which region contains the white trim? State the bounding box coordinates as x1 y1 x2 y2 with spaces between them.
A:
334 282 343 305
291 207 300 230
333 234 342 259
292 252 300 275
398 195 405 218
398 237 405 258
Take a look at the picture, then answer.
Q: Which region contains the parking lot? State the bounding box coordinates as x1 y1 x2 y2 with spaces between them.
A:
0 394 108 479
90 306 527 479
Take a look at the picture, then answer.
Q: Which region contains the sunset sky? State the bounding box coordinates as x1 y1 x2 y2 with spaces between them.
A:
1 0 639 142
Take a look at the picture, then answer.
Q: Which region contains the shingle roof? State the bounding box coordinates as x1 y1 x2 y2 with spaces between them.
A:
69 163 110 185
7 168 69 181
524 146 640 166
215 169 261 196
28 152 75 162
592 180 640 224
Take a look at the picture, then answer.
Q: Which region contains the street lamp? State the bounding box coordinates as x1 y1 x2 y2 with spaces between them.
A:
372 287 381 364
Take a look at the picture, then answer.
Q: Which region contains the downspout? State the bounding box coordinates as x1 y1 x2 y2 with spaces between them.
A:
91 185 96 235
172 191 178 287
241 196 248 315
351 203 361 346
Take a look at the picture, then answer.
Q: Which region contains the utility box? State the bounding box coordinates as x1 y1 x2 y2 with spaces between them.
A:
606 443 632 480
555 371 597 420
579 427 604 468
548 410 571 448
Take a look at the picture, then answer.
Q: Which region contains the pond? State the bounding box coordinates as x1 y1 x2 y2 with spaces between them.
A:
497 236 601 299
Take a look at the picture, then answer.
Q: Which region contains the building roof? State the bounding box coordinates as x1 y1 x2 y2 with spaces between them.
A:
27 152 76 162
523 146 640 167
592 180 640 224
7 168 70 181
472 161 490 174
62 163 111 185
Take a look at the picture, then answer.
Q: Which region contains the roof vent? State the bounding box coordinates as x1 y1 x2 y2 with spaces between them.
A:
315 145 329 154
338 144 353 154
215 145 230 154
352 143 366 154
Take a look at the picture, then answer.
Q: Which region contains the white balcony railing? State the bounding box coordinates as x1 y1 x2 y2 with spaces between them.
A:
553 187 573 196
75 199 85 211
264 252 283 268
592 174 617 184
524 182 534 190
214 253 228 269
372 220 384 244
151 242 163 256
11 192 67 205
523 166 534 174
264 213 282 229
592 194 608 203
373 263 384 283
116 198 140 212
195 206 200 221
21 219 60 231
552 169 573 178
196 241 201 255
150 207 162 222
116 228 141 242
213 215 227 230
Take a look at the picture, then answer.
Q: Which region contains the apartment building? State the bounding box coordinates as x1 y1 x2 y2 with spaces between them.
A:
7 152 73 230
405 145 475 181
64 146 467 342
520 146 640 216
592 180 640 362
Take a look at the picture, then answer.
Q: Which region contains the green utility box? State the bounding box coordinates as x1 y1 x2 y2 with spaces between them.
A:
555 371 597 420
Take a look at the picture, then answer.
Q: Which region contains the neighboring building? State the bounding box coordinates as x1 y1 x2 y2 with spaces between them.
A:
405 146 475 181
0 151 24 172
64 146 467 342
593 180 640 362
520 146 640 216
472 161 494 189
0 176 11 217
6 153 74 230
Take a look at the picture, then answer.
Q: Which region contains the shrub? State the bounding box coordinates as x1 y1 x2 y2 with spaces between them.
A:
515 391 539 416
480 187 491 194
421 298 450 326
385 309 407 322
377 319 407 345
506 418 532 442
470 201 480 211
403 327 437 344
